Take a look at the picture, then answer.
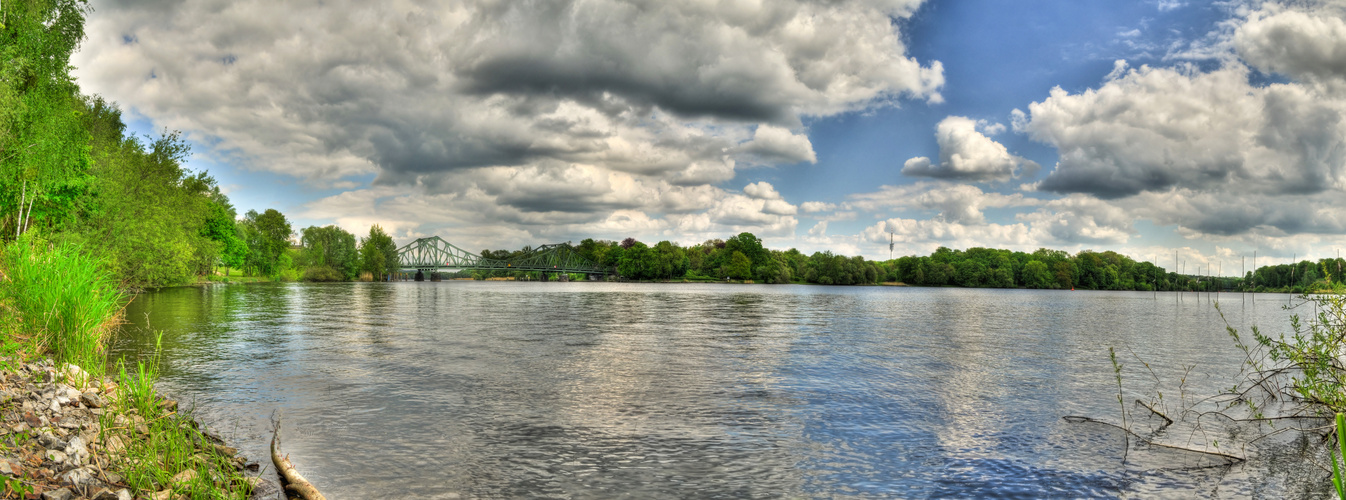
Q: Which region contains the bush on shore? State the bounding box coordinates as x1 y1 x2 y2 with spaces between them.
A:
301 265 344 282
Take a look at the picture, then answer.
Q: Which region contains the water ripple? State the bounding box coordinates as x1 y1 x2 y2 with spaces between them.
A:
111 283 1325 498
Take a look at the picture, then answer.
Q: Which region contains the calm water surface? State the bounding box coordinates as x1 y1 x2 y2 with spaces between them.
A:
112 283 1325 498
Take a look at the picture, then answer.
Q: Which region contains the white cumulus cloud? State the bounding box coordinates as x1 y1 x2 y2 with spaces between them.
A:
901 116 1039 182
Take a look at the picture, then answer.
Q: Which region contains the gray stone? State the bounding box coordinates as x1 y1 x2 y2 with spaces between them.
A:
39 432 68 450
45 449 68 464
40 487 73 500
65 436 85 453
80 392 104 409
0 460 12 476
58 364 89 388
246 476 283 500
104 435 125 454
202 426 225 443
91 489 131 500
64 437 87 465
60 467 98 489
171 468 197 485
48 398 60 413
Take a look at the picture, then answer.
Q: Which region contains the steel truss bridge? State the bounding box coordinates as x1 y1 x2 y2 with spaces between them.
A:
395 236 612 279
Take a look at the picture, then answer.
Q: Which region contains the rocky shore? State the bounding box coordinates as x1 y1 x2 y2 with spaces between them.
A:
0 358 278 500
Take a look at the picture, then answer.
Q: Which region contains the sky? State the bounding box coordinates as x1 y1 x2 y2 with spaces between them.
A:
69 0 1346 274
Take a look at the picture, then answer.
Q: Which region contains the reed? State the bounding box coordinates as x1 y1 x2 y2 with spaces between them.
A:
1333 413 1346 499
0 237 127 379
107 334 253 498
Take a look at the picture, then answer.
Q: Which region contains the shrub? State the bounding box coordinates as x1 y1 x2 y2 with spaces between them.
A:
301 265 344 282
1228 293 1346 413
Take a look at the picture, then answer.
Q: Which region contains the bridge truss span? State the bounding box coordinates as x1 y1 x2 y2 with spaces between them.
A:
395 236 612 276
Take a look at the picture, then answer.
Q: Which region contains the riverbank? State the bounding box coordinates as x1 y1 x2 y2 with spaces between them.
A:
0 356 274 500
0 239 270 498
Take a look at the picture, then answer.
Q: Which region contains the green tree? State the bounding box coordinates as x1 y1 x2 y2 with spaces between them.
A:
359 224 398 279
990 266 1015 288
76 123 222 287
954 260 988 287
300 225 358 281
726 251 752 280
240 208 292 277
652 240 688 280
1053 260 1076 289
220 222 248 273
1 0 92 238
617 241 651 279
724 232 767 268
201 189 246 276
1022 260 1054 289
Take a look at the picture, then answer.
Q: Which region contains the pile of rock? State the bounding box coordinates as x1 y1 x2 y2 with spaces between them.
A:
0 358 272 500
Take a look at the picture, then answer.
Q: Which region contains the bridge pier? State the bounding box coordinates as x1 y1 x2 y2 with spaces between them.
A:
415 270 425 281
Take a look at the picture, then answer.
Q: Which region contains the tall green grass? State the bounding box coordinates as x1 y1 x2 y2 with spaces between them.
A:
107 334 253 498
0 236 127 379
1332 413 1346 499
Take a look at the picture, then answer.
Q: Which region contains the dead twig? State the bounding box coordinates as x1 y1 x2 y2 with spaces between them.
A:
1134 399 1174 429
1063 415 1246 463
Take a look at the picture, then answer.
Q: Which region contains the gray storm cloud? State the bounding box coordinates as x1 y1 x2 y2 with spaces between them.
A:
74 0 940 186
73 0 943 245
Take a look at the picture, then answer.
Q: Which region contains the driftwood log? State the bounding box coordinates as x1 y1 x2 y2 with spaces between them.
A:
271 419 327 500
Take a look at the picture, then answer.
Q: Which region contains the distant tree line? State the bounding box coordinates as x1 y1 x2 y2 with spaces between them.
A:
464 235 1346 293
893 247 1187 291
1243 258 1346 293
456 232 884 285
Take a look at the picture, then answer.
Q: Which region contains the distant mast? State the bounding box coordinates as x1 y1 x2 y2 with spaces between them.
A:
889 232 894 260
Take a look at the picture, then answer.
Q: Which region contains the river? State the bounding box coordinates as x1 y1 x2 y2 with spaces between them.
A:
111 282 1326 498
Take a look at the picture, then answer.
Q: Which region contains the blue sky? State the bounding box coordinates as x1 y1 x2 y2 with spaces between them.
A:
755 1 1232 239
73 0 1346 272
